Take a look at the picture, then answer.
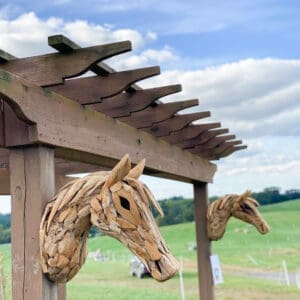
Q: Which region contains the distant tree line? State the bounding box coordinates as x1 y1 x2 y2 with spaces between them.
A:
0 187 299 243
154 187 300 226
0 214 11 244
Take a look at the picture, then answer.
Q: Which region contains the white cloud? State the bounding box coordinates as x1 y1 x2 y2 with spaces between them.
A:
140 58 300 137
0 11 177 71
0 12 160 57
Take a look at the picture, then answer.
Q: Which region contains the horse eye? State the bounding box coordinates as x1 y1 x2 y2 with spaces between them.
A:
241 203 252 212
120 197 131 210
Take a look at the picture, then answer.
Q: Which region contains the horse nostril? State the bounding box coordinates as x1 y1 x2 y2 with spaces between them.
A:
155 260 162 273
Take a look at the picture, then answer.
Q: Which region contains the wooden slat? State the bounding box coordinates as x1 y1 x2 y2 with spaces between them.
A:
1 41 132 86
194 182 214 300
48 35 81 53
48 34 142 89
218 145 247 159
10 146 61 299
88 84 182 117
197 140 243 160
144 112 211 137
176 128 229 149
119 99 199 128
48 66 160 104
162 123 221 144
188 134 236 154
0 69 217 183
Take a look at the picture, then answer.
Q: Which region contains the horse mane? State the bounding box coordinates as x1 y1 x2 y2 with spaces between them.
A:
42 171 110 232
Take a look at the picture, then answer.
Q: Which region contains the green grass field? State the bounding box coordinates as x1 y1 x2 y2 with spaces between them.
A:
1 199 300 299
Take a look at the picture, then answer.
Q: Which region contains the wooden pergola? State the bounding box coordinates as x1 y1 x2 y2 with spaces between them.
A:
0 35 246 300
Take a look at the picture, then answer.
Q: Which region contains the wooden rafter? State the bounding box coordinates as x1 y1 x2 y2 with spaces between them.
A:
0 68 216 183
47 66 161 104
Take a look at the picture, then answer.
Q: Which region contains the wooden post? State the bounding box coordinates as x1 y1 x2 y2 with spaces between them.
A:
10 146 66 300
194 182 214 300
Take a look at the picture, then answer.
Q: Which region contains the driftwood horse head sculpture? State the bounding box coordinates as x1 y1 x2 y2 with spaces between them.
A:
207 190 270 241
40 155 179 283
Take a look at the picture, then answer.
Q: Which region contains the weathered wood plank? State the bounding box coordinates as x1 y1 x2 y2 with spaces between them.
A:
10 146 62 299
188 135 236 154
48 35 80 53
217 145 247 159
4 102 31 146
194 182 214 300
88 84 182 117
1 41 131 86
0 69 217 183
119 99 199 128
176 128 229 149
197 141 243 160
48 66 160 103
9 149 25 300
162 123 221 144
144 112 211 137
48 34 142 90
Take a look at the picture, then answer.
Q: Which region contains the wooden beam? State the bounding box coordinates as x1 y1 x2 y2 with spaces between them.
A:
87 84 182 118
0 41 132 86
119 99 199 128
10 146 65 299
0 69 216 183
48 66 160 104
194 182 214 300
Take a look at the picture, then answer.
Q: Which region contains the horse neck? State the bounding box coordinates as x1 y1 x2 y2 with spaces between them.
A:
207 195 236 241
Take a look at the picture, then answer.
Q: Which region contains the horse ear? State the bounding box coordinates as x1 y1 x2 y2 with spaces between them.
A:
105 154 131 188
126 158 146 179
238 190 251 202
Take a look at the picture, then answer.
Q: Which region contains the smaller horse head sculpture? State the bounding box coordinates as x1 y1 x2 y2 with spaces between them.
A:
207 190 270 241
40 155 179 283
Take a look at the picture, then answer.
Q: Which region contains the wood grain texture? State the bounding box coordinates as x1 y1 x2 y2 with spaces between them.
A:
119 99 199 128
10 146 63 300
176 128 229 149
193 182 214 300
144 112 211 137
188 135 236 154
87 84 182 118
48 35 81 53
0 69 216 183
217 145 247 159
48 66 160 104
0 41 131 86
162 123 221 144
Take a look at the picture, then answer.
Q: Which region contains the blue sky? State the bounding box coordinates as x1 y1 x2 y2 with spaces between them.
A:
0 0 299 212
